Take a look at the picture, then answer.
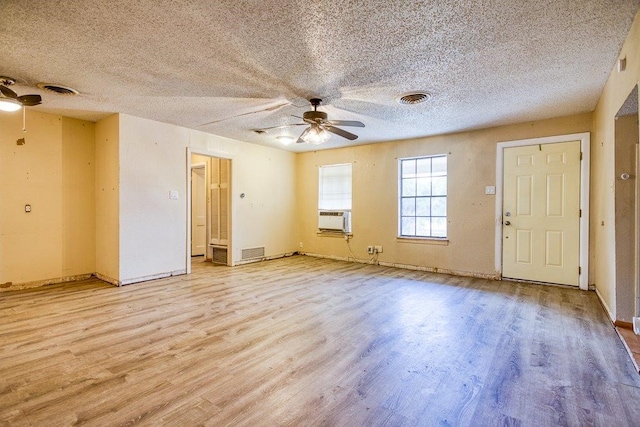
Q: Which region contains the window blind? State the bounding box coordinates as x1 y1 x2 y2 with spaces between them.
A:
318 163 352 210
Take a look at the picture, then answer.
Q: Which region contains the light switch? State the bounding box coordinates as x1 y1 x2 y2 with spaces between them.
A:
485 186 496 195
169 190 179 200
25 204 31 212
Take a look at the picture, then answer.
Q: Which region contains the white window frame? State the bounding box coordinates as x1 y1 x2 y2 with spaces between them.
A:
398 155 447 239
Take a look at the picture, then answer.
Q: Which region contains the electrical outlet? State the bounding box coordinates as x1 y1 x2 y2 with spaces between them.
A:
367 246 374 255
374 245 383 253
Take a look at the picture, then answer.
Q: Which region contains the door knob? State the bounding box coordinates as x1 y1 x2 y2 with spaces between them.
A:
504 221 511 226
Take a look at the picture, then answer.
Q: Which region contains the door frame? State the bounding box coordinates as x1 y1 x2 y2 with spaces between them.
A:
190 163 207 256
186 147 234 273
494 132 590 290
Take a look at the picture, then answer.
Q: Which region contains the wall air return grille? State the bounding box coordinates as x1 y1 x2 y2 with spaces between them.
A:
241 246 265 261
211 246 227 265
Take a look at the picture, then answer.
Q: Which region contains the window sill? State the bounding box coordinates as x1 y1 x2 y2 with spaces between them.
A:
396 236 449 245
317 230 352 238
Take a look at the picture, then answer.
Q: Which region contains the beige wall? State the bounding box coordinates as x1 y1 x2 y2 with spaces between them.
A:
95 114 120 283
592 9 640 321
297 114 592 278
0 111 95 288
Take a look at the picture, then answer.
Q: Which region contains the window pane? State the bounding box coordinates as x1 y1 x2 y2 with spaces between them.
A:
402 178 416 197
416 197 431 216
401 198 415 216
416 158 431 177
402 159 416 178
416 217 430 236
416 178 431 196
432 177 447 196
431 197 446 216
401 217 415 235
432 156 446 176
432 217 447 237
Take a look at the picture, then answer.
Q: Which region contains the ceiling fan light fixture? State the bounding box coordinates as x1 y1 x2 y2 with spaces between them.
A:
0 97 22 112
277 135 295 145
303 127 331 145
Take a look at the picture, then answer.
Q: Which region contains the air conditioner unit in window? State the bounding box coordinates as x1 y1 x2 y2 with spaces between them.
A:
318 210 350 232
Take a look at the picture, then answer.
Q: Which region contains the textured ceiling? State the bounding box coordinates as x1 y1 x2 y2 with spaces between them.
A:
1 0 639 152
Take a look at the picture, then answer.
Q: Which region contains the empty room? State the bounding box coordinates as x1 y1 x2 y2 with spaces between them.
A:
2 1 640 425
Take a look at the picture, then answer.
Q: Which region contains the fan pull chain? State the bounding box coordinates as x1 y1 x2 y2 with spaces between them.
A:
22 106 26 132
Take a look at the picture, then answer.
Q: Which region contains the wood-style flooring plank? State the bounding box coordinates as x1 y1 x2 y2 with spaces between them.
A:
1 255 639 426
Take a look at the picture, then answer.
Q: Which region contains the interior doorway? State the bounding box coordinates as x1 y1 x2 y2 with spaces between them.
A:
187 151 232 271
614 85 639 322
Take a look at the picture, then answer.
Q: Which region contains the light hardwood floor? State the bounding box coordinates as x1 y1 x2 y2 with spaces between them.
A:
1 255 639 426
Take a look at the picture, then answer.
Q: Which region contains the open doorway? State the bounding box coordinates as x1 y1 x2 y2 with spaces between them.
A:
614 85 639 324
188 152 232 271
191 164 207 257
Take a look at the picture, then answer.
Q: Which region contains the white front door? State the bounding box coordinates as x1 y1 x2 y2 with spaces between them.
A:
191 166 207 256
502 141 581 286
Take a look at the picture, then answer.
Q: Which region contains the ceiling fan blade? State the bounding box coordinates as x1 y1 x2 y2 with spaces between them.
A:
199 101 290 126
327 120 365 128
255 123 306 132
325 125 358 141
296 127 311 143
0 85 18 99
18 94 42 106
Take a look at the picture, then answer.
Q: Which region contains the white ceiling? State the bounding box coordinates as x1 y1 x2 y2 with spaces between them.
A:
1 1 639 152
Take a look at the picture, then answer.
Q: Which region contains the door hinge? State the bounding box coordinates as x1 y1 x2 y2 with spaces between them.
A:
579 209 582 217
580 152 583 160
578 266 582 275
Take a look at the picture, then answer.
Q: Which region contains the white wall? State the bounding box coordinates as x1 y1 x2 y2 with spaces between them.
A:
118 114 297 283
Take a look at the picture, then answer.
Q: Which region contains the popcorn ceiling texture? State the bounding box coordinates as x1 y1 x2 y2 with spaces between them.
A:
0 0 638 151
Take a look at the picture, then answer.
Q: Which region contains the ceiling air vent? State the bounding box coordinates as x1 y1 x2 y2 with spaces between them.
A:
397 92 431 105
37 83 79 96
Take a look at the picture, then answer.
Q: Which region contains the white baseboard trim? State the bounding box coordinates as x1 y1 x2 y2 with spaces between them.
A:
233 252 297 266
594 286 615 322
119 269 187 286
301 252 500 280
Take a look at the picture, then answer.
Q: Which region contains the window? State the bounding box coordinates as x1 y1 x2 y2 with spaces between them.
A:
319 163 352 210
399 155 447 238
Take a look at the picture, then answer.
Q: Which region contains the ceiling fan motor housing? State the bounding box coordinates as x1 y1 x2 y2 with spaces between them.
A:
303 110 327 122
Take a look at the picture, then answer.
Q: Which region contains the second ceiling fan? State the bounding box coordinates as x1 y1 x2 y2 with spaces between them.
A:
257 98 364 144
